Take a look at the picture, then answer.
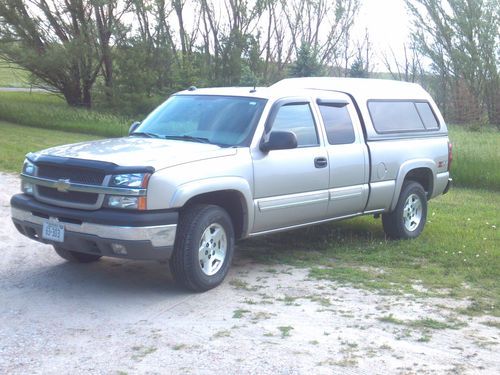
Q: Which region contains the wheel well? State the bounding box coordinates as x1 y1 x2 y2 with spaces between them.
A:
404 168 433 198
183 190 247 239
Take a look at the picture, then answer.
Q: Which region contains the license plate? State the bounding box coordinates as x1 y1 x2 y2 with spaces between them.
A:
42 221 65 242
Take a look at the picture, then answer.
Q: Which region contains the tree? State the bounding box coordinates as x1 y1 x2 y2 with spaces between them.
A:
93 0 131 101
348 29 372 78
0 1 93 107
349 55 367 78
289 42 323 77
0 0 363 111
0 0 129 107
382 43 424 83
406 0 500 126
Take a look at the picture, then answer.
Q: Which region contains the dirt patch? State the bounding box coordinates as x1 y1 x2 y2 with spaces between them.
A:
1 172 499 374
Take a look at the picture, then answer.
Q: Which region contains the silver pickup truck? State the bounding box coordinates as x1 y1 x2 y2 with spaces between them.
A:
11 77 452 291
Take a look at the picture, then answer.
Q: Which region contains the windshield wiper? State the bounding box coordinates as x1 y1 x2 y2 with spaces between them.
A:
163 135 211 144
129 131 163 139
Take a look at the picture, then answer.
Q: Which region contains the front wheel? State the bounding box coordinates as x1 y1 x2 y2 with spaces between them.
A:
170 204 235 292
382 181 427 239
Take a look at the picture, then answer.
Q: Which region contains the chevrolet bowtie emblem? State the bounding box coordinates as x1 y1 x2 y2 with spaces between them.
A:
55 179 71 193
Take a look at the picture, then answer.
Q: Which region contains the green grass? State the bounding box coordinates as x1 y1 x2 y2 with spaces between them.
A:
0 121 99 172
277 326 294 338
0 60 30 87
378 315 462 330
240 187 500 316
0 92 130 137
232 309 251 319
448 126 500 190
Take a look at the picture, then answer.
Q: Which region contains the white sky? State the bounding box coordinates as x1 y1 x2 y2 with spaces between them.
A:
352 0 413 70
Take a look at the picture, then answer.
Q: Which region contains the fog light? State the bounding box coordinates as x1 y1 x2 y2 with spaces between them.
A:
111 243 127 255
22 181 34 195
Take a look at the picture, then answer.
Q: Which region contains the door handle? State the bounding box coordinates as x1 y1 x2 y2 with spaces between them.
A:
314 157 328 168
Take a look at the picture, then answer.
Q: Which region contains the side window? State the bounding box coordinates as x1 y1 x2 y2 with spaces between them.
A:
318 104 356 145
271 103 319 147
415 102 439 130
368 101 440 133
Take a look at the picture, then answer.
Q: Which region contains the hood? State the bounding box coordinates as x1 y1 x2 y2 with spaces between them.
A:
34 137 237 170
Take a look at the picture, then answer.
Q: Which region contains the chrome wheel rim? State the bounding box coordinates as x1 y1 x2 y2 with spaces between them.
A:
198 223 227 276
403 193 422 232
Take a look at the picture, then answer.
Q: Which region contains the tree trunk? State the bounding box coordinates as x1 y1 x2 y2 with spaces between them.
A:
102 46 113 99
82 84 92 108
62 82 83 107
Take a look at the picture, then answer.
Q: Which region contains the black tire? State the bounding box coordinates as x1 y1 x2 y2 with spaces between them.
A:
382 180 427 239
170 204 235 292
53 246 102 263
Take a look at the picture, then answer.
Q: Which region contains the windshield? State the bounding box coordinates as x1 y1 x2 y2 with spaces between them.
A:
135 95 267 147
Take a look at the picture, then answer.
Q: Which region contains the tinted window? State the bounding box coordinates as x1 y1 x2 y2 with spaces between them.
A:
137 95 266 146
368 101 425 133
318 105 355 145
415 102 439 129
271 103 318 146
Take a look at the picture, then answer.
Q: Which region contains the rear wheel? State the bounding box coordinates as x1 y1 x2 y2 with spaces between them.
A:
382 181 427 239
170 204 235 292
53 246 102 263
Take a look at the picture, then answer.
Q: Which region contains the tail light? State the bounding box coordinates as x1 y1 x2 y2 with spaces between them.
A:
448 142 453 171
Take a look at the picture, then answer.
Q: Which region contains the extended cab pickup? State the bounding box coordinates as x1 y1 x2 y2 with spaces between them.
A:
11 77 452 291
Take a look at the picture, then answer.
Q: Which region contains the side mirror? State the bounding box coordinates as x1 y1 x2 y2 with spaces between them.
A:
260 131 298 153
129 121 141 135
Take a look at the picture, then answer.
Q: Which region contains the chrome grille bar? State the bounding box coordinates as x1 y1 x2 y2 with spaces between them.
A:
21 174 147 196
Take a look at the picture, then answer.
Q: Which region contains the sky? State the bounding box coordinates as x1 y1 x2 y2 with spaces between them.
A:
352 0 414 70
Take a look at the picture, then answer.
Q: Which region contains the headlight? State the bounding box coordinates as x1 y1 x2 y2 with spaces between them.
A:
110 173 149 188
21 159 36 195
106 173 150 210
22 159 36 175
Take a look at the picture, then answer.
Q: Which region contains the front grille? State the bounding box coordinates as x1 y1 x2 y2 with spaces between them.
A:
37 164 105 185
37 186 99 205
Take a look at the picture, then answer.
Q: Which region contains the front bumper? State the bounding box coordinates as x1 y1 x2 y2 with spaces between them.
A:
11 194 178 261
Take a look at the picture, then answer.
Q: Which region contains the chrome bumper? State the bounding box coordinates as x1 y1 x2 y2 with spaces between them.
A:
11 207 176 248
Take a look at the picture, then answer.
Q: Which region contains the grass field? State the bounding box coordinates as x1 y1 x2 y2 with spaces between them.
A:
0 121 98 172
0 92 130 137
449 126 500 190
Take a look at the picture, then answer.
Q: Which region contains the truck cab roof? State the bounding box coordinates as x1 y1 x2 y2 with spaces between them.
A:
176 77 432 103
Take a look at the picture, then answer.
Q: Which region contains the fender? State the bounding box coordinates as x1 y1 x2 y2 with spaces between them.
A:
390 159 436 211
170 177 254 237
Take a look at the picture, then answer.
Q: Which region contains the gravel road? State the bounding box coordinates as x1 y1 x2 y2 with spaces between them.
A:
1 172 499 374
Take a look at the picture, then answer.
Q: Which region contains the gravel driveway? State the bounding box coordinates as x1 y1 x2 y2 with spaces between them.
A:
1 172 499 374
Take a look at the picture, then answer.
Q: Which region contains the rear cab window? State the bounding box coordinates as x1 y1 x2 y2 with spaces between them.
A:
317 103 356 145
368 100 440 133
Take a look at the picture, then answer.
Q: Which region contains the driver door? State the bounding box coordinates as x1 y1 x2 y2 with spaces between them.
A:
251 99 329 233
